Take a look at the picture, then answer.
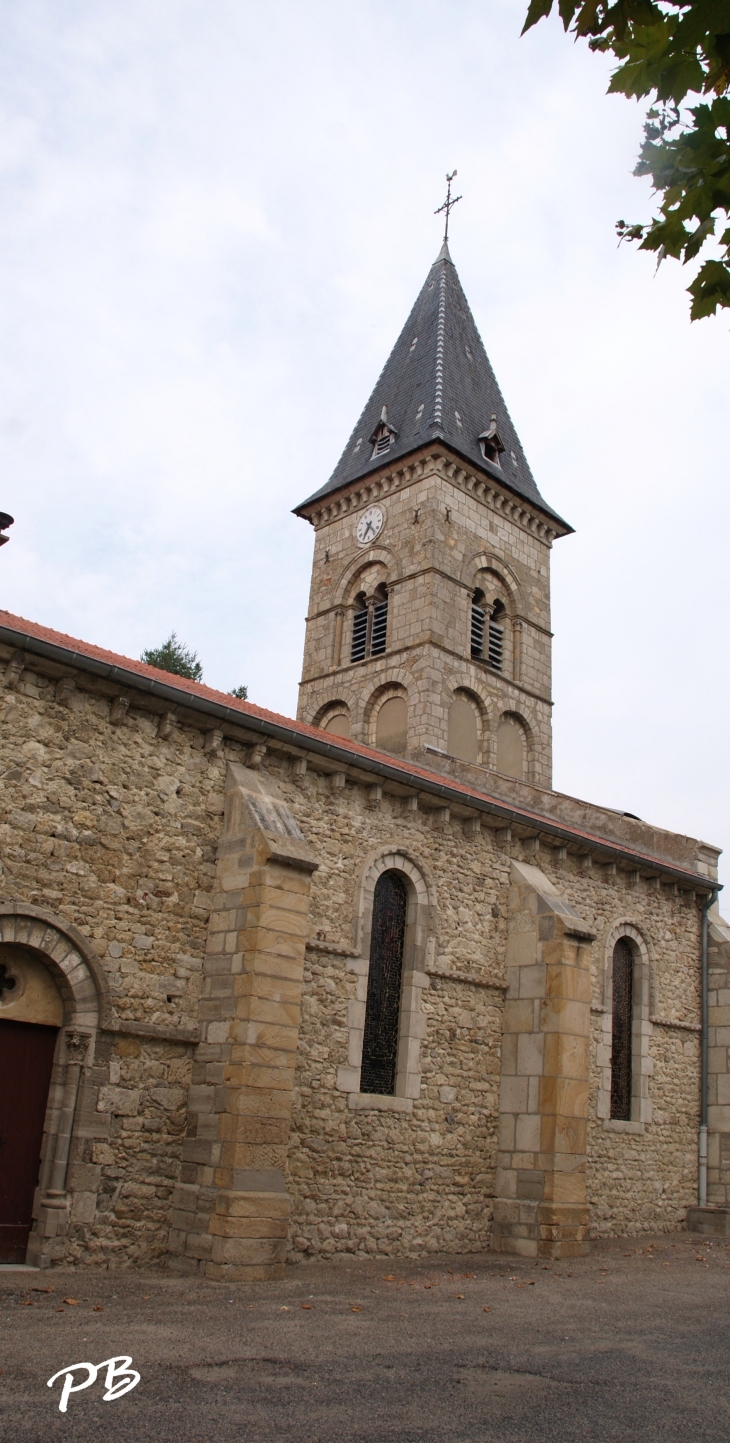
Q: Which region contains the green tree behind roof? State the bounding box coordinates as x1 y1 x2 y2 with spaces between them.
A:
141 632 203 682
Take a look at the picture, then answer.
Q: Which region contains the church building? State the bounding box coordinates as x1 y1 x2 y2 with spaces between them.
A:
1 239 729 1276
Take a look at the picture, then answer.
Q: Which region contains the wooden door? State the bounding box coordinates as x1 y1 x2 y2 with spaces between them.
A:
0 1019 58 1263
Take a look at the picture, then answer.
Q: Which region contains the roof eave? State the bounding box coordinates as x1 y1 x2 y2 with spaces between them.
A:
0 615 716 892
293 437 573 535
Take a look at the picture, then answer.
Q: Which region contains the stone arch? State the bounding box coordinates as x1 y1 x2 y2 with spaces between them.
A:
335 848 436 1108
0 906 107 1031
495 710 532 781
447 686 486 764
461 551 525 616
313 699 352 740
335 544 402 606
462 555 523 678
597 920 654 1127
0 905 108 1266
365 681 409 756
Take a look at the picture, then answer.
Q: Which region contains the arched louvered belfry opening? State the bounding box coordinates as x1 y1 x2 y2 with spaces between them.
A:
610 938 635 1121
360 871 407 1095
470 590 505 672
351 585 389 663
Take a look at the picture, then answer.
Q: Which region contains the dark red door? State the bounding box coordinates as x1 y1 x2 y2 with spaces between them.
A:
0 1019 58 1263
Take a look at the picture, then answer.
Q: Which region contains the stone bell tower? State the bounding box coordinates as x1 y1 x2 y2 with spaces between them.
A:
294 241 571 789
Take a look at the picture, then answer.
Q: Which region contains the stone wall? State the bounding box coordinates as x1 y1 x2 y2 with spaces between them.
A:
0 641 710 1266
0 655 238 1264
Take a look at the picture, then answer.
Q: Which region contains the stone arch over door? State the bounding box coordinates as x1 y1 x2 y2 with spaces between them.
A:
337 848 436 1110
0 906 107 1266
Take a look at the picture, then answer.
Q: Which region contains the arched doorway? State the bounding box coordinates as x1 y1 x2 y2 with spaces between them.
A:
0 944 63 1263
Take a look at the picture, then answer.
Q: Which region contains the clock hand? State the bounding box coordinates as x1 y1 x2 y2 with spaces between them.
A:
363 521 374 538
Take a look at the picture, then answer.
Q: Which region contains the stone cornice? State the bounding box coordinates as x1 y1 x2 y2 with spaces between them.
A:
297 446 569 546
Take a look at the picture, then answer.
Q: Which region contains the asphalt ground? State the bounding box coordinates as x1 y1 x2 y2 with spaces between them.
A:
1 1231 729 1443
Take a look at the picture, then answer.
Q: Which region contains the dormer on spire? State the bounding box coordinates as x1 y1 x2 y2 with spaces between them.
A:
369 405 397 460
479 415 505 468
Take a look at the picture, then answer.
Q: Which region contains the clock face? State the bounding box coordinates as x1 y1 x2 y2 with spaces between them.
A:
355 506 384 546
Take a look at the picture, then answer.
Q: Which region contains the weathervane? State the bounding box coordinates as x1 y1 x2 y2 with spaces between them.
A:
435 170 462 244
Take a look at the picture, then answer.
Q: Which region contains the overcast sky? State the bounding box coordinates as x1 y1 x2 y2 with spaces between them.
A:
1 0 727 887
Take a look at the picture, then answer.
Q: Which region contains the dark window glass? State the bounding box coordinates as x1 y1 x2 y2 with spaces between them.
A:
610 938 634 1120
351 607 367 662
360 871 407 1096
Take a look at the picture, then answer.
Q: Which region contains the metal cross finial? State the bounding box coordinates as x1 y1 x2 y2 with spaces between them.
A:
435 171 462 244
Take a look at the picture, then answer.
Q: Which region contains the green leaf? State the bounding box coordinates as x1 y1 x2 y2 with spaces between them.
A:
521 0 555 35
688 257 730 317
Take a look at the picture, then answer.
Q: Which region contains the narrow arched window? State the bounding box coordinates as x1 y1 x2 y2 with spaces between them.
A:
360 871 407 1095
610 938 634 1120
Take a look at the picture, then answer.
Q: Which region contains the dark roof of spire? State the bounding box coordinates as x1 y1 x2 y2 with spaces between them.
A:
294 244 570 531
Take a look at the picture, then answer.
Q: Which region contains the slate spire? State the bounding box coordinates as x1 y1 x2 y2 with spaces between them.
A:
295 246 567 527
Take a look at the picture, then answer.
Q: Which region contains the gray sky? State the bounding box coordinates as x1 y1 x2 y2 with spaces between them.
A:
1 0 727 886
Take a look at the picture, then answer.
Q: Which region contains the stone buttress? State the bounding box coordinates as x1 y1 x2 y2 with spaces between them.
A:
168 763 318 1280
492 861 594 1258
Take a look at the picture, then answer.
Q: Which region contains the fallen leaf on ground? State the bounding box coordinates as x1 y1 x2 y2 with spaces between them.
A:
55 1307 65 1312
21 1301 33 1307
455 1294 465 1299
350 1306 362 1313
93 1306 104 1312
301 1304 312 1310
383 1275 395 1281
142 1294 150 1300
483 1307 490 1313
32 1286 53 1293
63 1298 80 1306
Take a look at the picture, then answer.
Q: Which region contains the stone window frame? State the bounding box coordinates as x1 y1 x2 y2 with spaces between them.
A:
446 684 489 766
336 848 435 1114
313 699 352 735
363 680 409 752
0 905 107 1266
495 708 533 783
461 553 525 683
338 552 397 667
597 921 654 1132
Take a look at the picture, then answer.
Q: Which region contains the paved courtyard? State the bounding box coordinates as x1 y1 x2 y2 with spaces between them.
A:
1 1232 729 1442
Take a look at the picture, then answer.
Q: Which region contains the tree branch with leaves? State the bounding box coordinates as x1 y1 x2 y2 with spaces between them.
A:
523 0 730 319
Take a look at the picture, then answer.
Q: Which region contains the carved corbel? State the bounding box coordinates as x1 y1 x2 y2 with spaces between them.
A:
3 649 25 690
157 710 176 740
109 696 130 726
55 676 77 708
